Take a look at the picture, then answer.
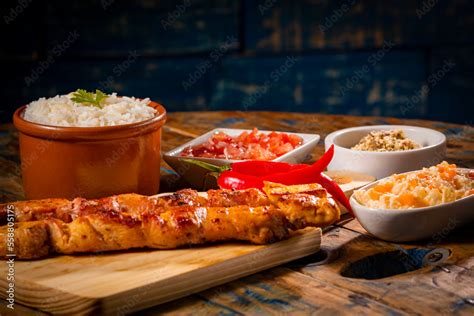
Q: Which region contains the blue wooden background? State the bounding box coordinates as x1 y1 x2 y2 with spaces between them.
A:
0 0 473 124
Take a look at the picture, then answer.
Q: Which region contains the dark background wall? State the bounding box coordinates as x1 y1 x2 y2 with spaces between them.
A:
1 0 473 124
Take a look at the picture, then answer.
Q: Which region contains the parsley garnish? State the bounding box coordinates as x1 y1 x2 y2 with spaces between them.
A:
71 89 108 108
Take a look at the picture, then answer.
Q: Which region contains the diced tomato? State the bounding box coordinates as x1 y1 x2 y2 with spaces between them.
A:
180 128 303 160
273 143 294 156
289 134 303 146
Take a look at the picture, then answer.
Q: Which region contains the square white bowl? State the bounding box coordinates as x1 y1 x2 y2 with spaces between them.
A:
163 128 320 189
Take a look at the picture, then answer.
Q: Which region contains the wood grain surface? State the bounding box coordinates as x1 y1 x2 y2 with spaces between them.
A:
145 220 474 316
0 112 473 315
3 1 474 124
0 173 371 315
0 229 323 315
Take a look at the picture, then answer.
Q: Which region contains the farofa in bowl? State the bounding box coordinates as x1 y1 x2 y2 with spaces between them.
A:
351 129 420 152
354 162 474 209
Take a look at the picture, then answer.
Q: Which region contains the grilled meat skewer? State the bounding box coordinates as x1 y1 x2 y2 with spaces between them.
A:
0 189 270 224
0 183 339 259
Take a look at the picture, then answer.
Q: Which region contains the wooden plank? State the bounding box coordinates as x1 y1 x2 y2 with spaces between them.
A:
141 266 407 315
45 0 239 56
0 156 23 203
437 0 474 44
2 58 214 117
5 221 471 315
370 0 436 47
427 47 474 124
132 220 474 315
0 299 47 315
245 0 474 52
210 52 426 117
0 0 44 59
244 0 436 52
0 112 473 314
341 217 474 268
340 219 474 300
0 229 322 314
298 221 474 315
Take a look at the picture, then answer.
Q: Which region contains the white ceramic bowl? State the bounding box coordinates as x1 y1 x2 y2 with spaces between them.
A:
350 168 474 242
325 125 446 179
163 128 320 189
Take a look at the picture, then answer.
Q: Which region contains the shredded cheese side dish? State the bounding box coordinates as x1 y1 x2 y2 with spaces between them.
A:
354 162 474 209
351 129 420 152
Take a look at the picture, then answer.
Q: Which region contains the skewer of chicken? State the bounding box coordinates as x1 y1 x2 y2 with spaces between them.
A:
0 188 274 224
0 183 339 259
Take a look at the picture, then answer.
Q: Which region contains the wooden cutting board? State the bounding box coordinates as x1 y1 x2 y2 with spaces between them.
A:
0 171 374 315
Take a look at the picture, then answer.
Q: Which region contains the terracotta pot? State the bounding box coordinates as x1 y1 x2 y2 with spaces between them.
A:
13 101 166 199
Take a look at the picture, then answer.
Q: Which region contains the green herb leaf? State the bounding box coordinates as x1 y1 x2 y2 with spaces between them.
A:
71 89 108 108
181 159 231 173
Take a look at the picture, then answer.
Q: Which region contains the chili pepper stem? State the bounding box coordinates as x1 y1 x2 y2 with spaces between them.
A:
181 159 231 173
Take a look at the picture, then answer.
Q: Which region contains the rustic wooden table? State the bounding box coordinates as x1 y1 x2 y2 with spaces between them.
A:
1 112 473 315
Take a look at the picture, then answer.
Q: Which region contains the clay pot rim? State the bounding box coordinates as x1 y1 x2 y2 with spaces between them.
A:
13 101 167 141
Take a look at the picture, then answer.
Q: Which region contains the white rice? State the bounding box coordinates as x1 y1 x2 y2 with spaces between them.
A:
23 92 157 127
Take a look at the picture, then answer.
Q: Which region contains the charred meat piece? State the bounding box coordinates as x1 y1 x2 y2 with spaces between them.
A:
0 183 340 259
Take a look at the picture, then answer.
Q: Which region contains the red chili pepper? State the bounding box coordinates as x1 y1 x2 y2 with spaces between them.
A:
224 145 333 185
217 170 261 190
311 172 353 216
184 145 353 214
262 145 334 183
230 144 334 178
218 168 353 215
217 145 329 188
218 145 353 214
230 160 307 176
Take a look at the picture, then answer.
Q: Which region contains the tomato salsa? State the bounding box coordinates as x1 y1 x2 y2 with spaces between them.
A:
180 128 303 160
